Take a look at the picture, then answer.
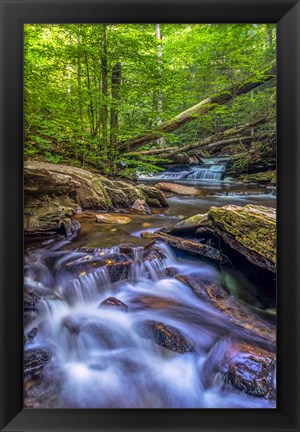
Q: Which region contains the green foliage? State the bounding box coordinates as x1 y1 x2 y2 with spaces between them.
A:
116 154 168 178
24 23 276 175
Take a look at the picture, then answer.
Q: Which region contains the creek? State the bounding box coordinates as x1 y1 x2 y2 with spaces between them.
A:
24 181 276 409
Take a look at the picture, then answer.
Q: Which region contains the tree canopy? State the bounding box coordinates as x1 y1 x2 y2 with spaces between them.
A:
24 24 276 176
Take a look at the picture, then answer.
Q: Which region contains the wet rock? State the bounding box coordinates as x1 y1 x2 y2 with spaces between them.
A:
65 252 133 282
95 213 131 224
131 199 151 215
155 182 203 196
132 295 179 311
58 218 81 236
142 320 194 354
203 339 276 399
99 297 128 312
141 231 227 263
81 322 115 348
119 238 155 256
105 253 133 282
66 256 106 277
24 310 38 328
74 247 103 255
166 266 180 277
176 273 276 350
24 287 40 311
24 348 52 382
27 327 38 342
227 347 276 398
143 247 166 262
61 314 85 334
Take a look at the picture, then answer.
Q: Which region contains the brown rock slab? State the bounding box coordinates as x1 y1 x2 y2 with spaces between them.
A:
96 213 131 224
141 231 226 263
155 182 203 196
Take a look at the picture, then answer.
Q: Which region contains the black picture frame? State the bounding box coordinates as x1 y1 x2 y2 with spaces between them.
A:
0 0 299 431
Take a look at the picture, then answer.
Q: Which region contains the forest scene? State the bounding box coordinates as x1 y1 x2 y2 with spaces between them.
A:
24 24 276 409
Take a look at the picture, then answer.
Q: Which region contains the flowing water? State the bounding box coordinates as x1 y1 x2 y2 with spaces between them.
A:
138 157 230 181
24 182 276 409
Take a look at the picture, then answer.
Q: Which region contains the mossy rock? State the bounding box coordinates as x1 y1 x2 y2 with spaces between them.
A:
208 205 276 272
24 161 168 235
175 213 209 228
238 170 276 185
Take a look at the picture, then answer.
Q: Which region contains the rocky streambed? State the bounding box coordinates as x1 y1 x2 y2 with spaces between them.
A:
24 162 276 409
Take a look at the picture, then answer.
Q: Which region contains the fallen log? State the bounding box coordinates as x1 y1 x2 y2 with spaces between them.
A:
127 117 272 157
119 62 276 153
198 133 274 153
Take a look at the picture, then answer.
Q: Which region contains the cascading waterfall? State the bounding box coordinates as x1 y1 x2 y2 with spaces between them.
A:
186 163 227 180
138 157 229 182
24 241 275 409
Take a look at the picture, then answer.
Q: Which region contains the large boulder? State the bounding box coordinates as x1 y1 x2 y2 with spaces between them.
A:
24 161 168 235
208 205 276 273
155 204 276 273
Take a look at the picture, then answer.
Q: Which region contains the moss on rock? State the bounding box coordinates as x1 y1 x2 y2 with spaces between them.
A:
208 204 276 272
24 161 168 235
237 170 276 185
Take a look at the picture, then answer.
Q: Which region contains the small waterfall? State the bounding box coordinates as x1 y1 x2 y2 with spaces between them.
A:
186 164 226 180
138 157 229 182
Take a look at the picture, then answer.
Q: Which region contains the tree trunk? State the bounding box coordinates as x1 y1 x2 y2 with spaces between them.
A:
128 117 272 157
155 24 163 127
199 133 274 153
99 24 108 154
109 62 122 172
77 54 84 135
118 62 276 153
84 52 95 137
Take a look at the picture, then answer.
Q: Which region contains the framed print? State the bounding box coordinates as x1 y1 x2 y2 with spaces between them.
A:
0 0 299 431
